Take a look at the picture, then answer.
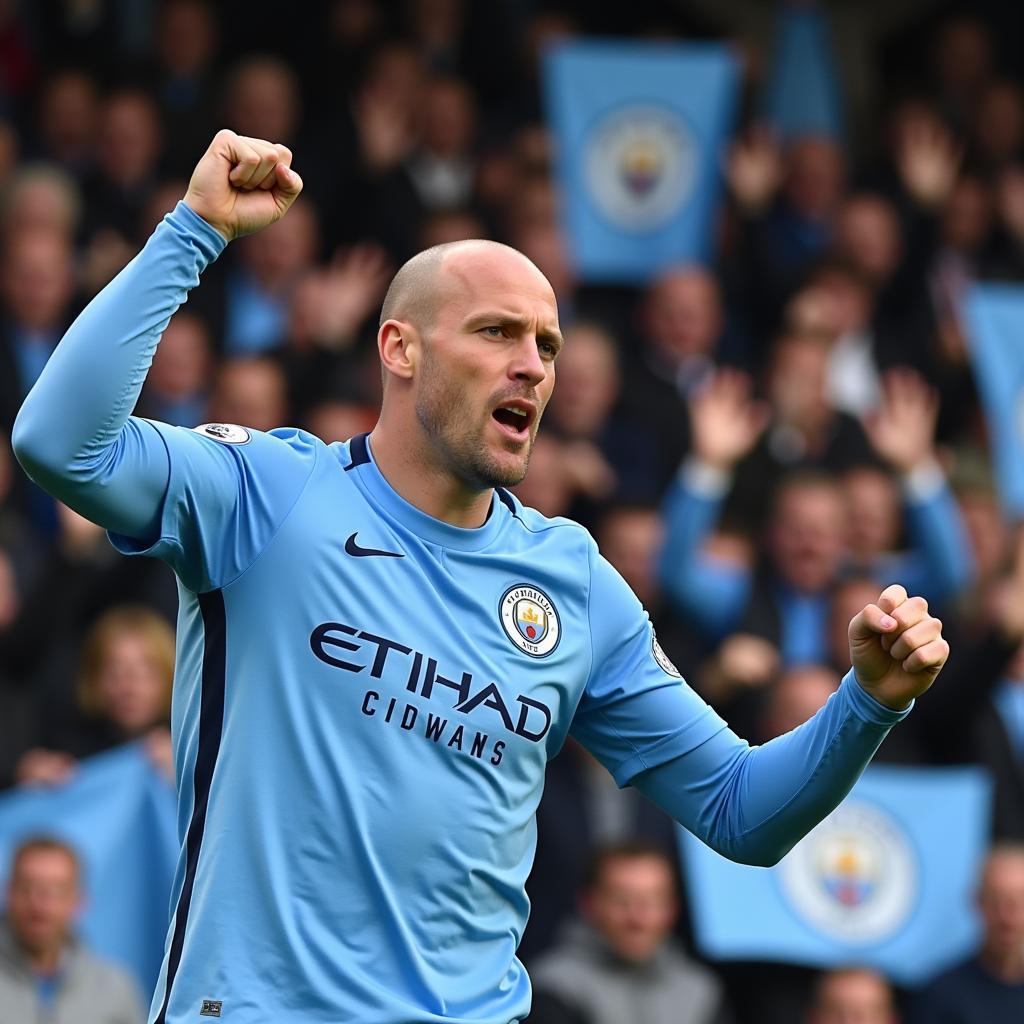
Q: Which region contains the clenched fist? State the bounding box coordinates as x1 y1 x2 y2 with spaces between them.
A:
183 129 303 242
849 584 949 710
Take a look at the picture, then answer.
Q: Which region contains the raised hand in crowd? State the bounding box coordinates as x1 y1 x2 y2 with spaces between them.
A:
0 550 17 630
14 747 75 787
701 632 781 705
688 368 770 470
725 126 784 215
896 114 962 209
353 84 417 175
308 243 393 350
143 726 175 783
55 501 105 562
863 368 939 474
14 729 174 788
985 524 1024 643
561 439 617 503
80 227 135 296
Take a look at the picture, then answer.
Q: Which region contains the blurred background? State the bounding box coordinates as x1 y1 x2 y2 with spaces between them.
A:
1 1 1024 1022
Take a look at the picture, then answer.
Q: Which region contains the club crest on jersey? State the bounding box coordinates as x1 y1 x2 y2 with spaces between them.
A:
194 422 251 445
500 585 560 658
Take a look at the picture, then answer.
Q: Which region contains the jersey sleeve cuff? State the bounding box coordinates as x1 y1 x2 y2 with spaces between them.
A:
166 201 229 264
841 667 914 726
901 457 945 503
680 456 732 498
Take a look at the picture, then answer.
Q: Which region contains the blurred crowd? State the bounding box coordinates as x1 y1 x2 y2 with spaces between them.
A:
1 0 1024 1021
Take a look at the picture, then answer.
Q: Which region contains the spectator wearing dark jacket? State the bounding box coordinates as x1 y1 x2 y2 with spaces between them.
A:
907 844 1024 1024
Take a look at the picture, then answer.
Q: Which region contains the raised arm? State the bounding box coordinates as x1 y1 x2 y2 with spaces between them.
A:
575 545 948 867
11 131 302 538
658 369 768 636
863 367 975 603
641 585 947 866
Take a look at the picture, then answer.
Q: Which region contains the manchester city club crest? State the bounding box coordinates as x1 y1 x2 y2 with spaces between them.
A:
500 585 561 658
583 104 697 232
778 800 917 945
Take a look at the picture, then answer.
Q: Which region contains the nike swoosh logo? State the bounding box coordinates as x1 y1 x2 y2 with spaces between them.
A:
345 532 405 558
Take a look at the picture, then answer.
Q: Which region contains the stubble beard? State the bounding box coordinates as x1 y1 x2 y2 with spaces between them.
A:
415 350 534 489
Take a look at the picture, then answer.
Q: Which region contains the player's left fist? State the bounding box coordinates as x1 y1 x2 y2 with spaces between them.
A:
847 584 949 710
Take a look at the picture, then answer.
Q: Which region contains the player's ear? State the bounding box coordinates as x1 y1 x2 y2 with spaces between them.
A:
378 319 418 382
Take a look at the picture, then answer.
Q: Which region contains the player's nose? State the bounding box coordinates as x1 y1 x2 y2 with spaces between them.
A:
508 335 548 387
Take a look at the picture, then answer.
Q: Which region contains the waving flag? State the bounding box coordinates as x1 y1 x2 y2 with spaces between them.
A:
762 7 844 141
543 40 739 283
680 766 991 987
965 284 1024 518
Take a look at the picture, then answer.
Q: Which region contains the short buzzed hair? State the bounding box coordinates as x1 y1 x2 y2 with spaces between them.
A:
11 835 81 883
378 243 452 332
583 841 677 892
810 966 894 1009
772 468 841 511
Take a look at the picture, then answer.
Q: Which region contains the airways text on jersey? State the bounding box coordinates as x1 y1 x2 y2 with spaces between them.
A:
310 619 553 767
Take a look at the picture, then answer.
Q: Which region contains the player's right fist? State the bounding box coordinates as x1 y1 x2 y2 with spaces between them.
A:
183 129 303 242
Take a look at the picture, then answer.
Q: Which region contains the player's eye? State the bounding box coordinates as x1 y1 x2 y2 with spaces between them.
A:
482 326 504 338
539 341 558 359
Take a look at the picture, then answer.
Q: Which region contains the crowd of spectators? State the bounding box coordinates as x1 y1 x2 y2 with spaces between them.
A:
1 0 1024 1021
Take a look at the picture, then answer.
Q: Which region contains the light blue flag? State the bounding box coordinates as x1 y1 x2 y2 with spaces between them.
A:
965 284 1024 518
680 766 991 987
543 40 739 283
762 7 844 142
0 743 178 995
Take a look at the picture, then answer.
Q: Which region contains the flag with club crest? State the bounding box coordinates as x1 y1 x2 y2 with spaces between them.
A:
680 765 991 986
965 284 1024 518
762 6 844 141
543 40 739 283
0 743 179 996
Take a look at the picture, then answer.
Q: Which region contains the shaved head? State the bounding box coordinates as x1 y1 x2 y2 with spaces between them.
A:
373 235 561 499
378 239 542 334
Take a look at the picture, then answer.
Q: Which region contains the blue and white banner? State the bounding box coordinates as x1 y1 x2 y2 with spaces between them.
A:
965 285 1024 519
0 743 178 996
680 766 991 987
762 8 844 141
543 40 739 283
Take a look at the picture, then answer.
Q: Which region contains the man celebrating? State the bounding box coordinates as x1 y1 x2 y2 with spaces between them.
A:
13 131 948 1024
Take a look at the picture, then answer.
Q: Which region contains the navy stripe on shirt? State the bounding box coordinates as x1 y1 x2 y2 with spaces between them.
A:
155 589 227 1024
345 433 371 471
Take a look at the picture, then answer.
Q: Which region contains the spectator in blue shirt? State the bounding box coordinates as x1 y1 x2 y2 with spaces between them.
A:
660 356 973 658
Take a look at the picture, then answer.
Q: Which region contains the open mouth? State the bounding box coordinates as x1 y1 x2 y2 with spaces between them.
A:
491 401 535 442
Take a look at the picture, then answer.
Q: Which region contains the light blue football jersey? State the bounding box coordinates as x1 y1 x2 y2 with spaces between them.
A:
107 421 727 1024
12 202 911 1024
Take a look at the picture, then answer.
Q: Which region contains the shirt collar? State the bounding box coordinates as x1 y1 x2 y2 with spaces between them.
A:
341 433 509 552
